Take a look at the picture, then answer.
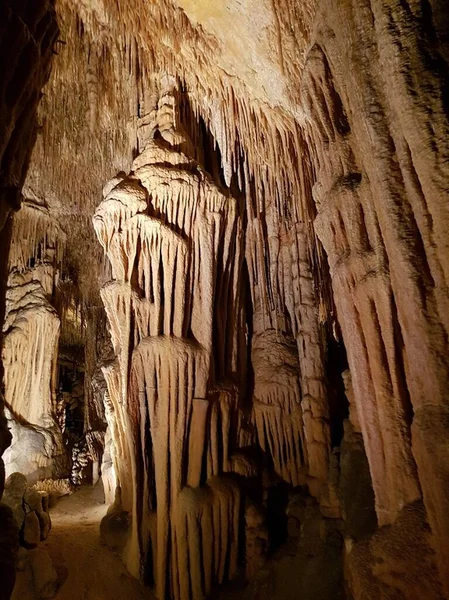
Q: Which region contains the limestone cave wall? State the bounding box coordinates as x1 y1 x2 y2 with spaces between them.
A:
300 3 449 594
0 2 58 598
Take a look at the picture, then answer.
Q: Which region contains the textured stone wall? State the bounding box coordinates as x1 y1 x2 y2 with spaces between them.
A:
300 0 449 596
0 2 57 598
85 2 448 598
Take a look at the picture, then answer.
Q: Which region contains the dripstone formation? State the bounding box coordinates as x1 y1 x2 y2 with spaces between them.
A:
1 1 449 599
93 80 246 599
0 2 58 598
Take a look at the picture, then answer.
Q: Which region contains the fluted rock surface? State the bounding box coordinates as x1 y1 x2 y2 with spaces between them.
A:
93 81 249 599
0 1 448 600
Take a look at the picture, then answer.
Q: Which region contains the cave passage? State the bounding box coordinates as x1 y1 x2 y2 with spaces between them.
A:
1 1 449 600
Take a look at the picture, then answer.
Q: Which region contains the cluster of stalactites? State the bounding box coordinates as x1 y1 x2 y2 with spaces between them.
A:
2 276 59 427
94 81 246 600
2 194 64 426
251 329 306 487
8 200 64 277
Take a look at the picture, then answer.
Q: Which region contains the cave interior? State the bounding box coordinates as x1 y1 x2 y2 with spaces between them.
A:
0 0 449 599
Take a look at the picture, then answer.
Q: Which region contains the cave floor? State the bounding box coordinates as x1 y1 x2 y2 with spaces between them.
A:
12 483 154 600
12 484 345 600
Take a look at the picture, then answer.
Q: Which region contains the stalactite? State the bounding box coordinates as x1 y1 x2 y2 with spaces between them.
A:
7 202 64 275
251 330 306 488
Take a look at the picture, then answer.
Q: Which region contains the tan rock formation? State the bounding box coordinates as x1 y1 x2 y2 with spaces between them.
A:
298 3 449 592
1 1 449 599
93 80 247 599
0 3 58 597
1 201 67 484
3 276 59 427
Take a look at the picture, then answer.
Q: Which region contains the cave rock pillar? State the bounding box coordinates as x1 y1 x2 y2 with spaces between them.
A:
94 80 244 600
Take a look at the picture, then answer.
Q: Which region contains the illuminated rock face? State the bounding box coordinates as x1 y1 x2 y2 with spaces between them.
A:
85 1 449 594
1 203 66 484
3 276 59 426
93 82 248 599
298 6 449 593
1 0 449 599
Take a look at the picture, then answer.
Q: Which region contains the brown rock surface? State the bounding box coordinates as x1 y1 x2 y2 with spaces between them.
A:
22 511 41 549
1 1 449 599
28 548 59 599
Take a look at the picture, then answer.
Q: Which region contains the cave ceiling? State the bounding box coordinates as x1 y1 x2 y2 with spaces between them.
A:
20 0 315 308
23 0 311 292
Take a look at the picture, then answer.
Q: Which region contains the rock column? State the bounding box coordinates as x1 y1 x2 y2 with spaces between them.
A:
94 80 245 600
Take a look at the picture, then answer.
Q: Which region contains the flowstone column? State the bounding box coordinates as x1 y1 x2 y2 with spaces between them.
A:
301 45 421 526
245 195 330 498
2 202 65 482
93 80 245 600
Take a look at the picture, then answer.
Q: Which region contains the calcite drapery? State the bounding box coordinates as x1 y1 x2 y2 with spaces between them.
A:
3 275 59 427
2 202 65 482
245 177 331 498
251 329 306 487
300 1 449 592
301 45 420 524
94 82 246 600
